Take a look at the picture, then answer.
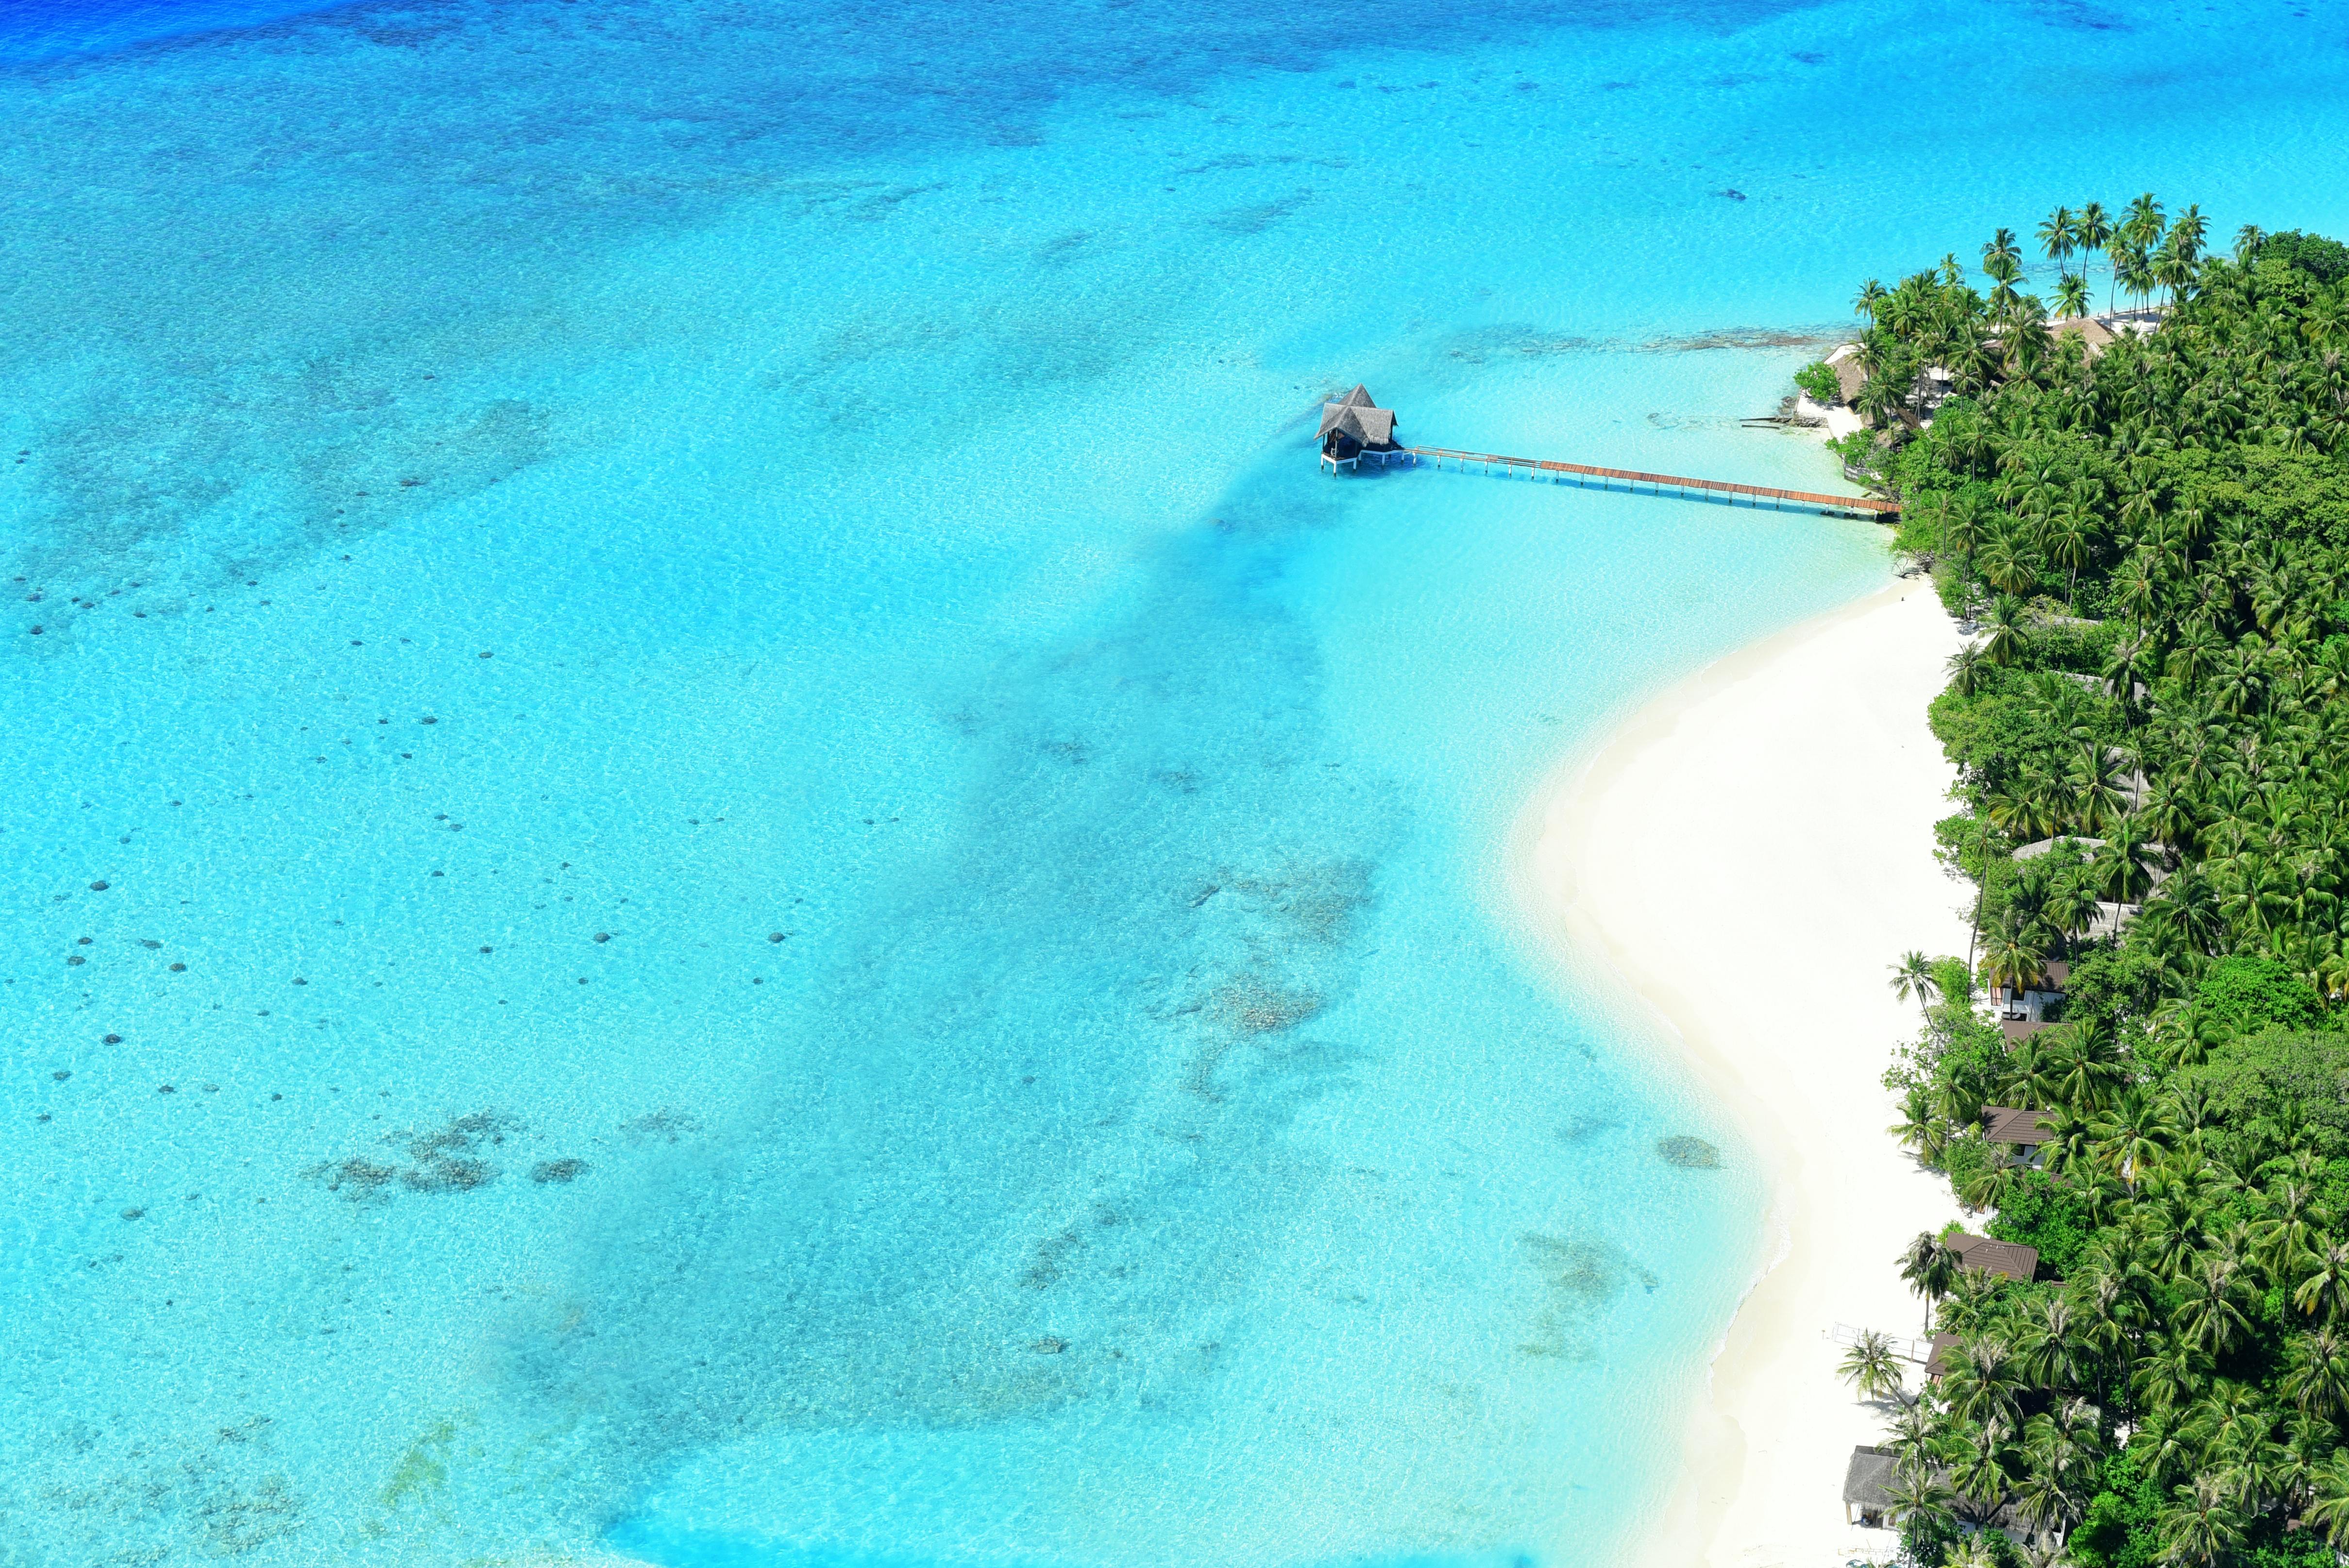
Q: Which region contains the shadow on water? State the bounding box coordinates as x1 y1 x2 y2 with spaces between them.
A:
490 469 1405 1491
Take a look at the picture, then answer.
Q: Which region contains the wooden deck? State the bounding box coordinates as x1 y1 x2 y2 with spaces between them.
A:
1327 444 1898 519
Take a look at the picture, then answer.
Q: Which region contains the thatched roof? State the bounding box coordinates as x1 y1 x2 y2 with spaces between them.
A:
1826 344 1867 402
1318 386 1397 446
2052 316 2118 355
1843 1446 1900 1510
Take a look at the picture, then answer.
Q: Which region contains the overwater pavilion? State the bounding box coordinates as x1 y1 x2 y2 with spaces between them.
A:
1318 384 1405 469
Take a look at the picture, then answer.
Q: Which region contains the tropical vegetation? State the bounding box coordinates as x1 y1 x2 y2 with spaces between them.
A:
1822 202 2349 1568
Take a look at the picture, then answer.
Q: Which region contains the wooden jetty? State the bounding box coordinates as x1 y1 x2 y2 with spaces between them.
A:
1411 447 1895 518
1312 384 1895 520
1329 444 1897 520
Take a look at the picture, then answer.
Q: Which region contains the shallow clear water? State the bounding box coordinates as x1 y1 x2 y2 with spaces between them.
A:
6 1 2349 1564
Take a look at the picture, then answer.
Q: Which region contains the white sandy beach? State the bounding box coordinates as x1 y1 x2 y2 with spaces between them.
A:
1517 578 1971 1568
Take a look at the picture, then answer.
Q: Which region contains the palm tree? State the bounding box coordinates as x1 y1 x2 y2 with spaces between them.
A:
2255 1180 2328 1279
1982 594 2031 666
2092 1086 2174 1191
1890 950 1940 1022
1942 1269 2013 1344
2171 203 2207 267
1891 1084 1951 1167
2293 1238 2349 1320
2117 245 2158 315
2091 818 2159 905
2039 206 2078 278
2054 270 2091 322
2234 222 2265 264
1839 1329 1908 1404
2153 237 2195 310
1984 226 2024 284
1855 366 1908 431
1884 1466 1960 1541
1946 641 1989 697
2049 1020 2127 1113
2131 1332 2210 1416
2078 201 2115 311
1949 1411 2020 1521
2284 1326 2349 1421
2069 744 2130 836
1909 491 1953 571
2176 1253 2251 1354
1855 278 1888 322
2307 1450 2349 1546
2037 1108 2101 1182
2000 1031 2064 1113
1900 1231 1960 1334
2042 503 2096 609
2015 1296 2088 1391
1978 529 2039 597
1949 490 1993 560
2145 998 2226 1072
2016 1401 2101 1549
1980 923 2047 1003
2123 192 2166 254
2158 1472 2245 1567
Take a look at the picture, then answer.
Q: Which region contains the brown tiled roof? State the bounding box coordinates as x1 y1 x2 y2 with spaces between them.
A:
1924 1332 1960 1377
1949 1231 2037 1282
1982 1106 2055 1146
2001 1018 2052 1043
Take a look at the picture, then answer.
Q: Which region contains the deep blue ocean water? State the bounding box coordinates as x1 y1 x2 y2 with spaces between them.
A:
7 1 2349 1564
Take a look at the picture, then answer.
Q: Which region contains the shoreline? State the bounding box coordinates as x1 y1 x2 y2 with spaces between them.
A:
1510 577 1969 1568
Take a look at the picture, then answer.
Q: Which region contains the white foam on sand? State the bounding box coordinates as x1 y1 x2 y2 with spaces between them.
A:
1514 578 1970 1568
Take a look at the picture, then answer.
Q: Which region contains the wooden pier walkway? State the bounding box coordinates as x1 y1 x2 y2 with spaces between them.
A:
1326 444 1898 519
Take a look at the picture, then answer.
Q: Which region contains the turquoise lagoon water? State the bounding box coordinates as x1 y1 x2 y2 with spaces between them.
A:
8 1 2349 1564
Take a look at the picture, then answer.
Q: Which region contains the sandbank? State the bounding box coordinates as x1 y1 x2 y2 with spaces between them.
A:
1515 578 1970 1568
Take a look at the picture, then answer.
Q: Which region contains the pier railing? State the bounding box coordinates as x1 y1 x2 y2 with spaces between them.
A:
1321 443 1898 520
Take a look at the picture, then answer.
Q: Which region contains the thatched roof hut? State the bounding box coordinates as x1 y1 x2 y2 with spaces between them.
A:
1843 1446 1899 1525
1318 385 1400 455
2052 316 2119 356
1826 344 1867 404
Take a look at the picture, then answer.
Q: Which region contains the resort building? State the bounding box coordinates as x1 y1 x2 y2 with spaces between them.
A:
2051 315 2119 357
1825 344 1866 405
1317 385 1403 465
1980 1106 2055 1166
1947 1232 2039 1283
1992 957 2067 1029
1842 1445 1900 1528
1842 1442 2027 1544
